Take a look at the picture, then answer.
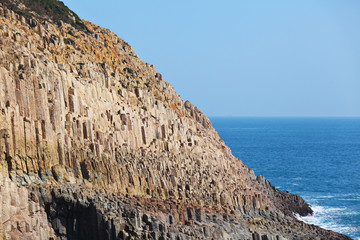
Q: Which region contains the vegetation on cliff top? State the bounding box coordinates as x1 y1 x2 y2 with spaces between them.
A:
1 0 91 33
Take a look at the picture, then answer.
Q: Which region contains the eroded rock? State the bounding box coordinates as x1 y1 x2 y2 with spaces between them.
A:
0 3 352 240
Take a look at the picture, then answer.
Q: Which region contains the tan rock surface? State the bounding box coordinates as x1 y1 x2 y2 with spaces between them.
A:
0 4 295 215
0 167 55 240
0 3 352 240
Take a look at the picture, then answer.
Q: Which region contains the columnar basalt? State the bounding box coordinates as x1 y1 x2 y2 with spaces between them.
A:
0 168 55 239
0 2 352 239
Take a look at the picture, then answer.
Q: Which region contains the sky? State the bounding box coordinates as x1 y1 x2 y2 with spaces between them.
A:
62 0 360 117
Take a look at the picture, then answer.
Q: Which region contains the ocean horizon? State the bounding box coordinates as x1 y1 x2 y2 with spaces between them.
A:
210 117 360 239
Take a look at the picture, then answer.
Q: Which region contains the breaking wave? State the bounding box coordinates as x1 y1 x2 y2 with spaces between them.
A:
296 204 360 238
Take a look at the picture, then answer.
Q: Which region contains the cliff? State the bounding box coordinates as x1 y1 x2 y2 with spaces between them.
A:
0 1 352 239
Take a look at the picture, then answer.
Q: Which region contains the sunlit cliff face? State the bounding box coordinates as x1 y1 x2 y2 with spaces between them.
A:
0 2 352 239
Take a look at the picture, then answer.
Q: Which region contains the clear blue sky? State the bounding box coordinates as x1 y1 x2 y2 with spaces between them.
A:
63 0 360 117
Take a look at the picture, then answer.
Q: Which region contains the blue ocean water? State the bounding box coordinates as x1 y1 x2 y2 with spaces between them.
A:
210 117 360 239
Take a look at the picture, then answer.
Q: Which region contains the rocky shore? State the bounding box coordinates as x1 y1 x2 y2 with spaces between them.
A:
0 1 352 239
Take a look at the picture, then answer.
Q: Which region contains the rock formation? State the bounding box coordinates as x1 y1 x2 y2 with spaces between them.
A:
0 1 353 239
0 167 56 239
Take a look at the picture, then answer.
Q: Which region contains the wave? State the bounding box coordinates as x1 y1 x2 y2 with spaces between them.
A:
315 195 338 199
311 193 360 200
295 205 360 238
337 198 360 201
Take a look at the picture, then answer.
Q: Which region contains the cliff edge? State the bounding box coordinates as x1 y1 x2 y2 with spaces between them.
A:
0 1 352 239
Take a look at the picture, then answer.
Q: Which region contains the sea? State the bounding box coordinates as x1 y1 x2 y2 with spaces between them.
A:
210 117 360 240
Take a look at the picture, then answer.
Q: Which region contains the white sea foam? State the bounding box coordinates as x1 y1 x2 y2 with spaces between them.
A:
296 204 360 238
338 198 360 201
316 195 337 199
313 193 360 200
342 193 360 197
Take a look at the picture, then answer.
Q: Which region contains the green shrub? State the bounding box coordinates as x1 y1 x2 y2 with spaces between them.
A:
2 0 92 34
123 67 134 75
64 38 75 46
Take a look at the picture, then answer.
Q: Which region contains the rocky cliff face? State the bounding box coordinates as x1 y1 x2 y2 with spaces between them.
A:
0 168 55 239
0 1 352 239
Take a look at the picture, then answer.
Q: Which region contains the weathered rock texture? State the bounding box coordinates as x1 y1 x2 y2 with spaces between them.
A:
0 167 55 239
0 1 352 239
